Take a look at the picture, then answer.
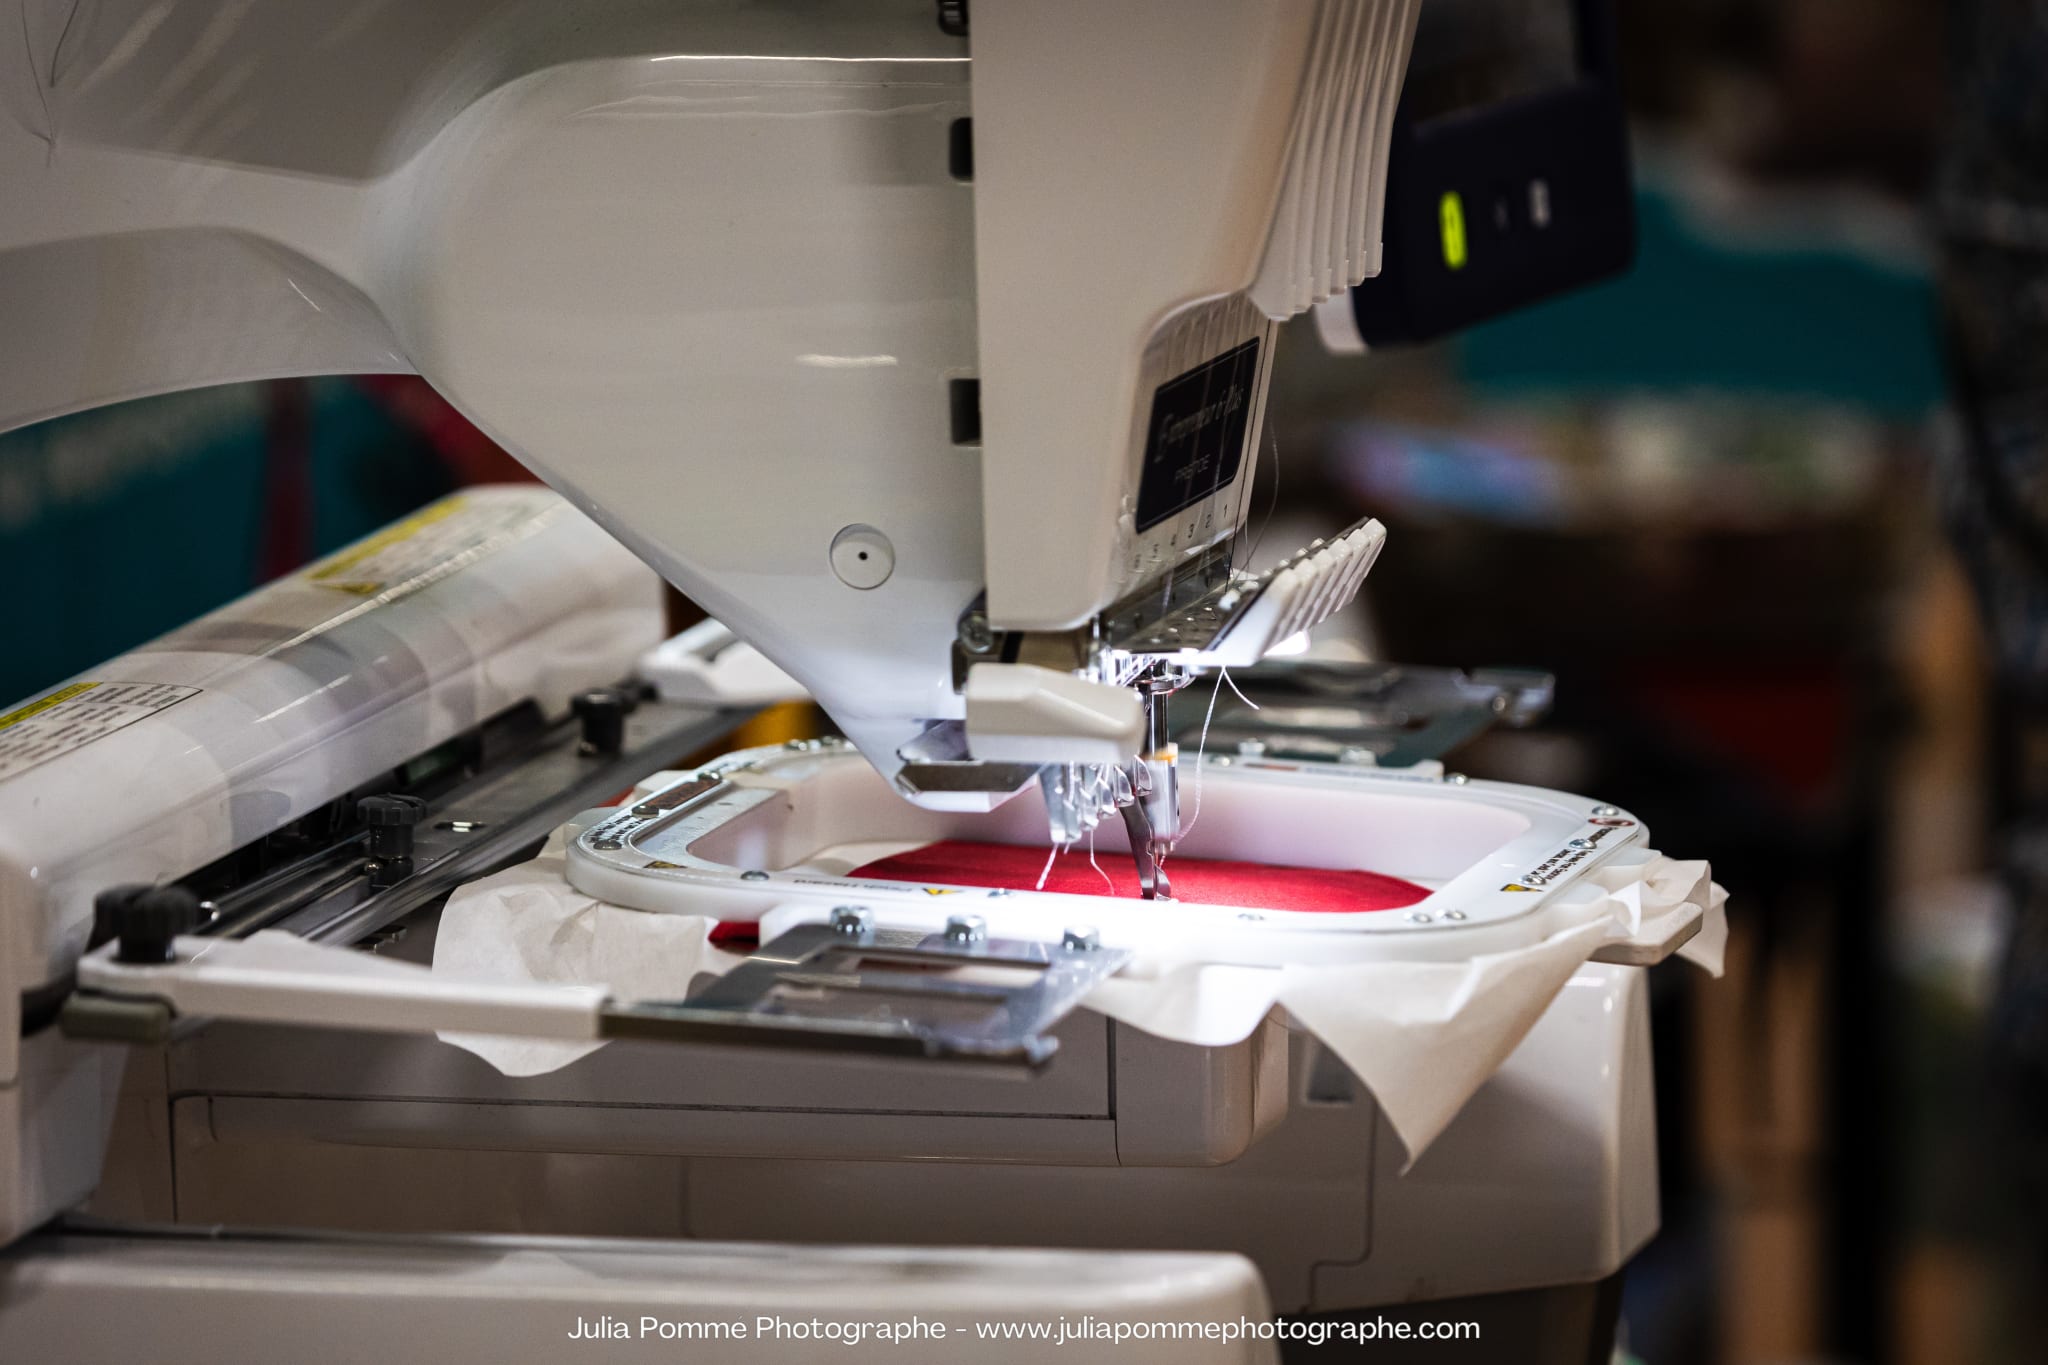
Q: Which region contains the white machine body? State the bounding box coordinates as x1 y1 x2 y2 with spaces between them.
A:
0 493 1672 1352
78 957 1656 1319
0 4 1706 1360
0 0 1418 816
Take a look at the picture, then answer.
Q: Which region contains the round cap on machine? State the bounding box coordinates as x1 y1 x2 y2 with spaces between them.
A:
829 524 895 590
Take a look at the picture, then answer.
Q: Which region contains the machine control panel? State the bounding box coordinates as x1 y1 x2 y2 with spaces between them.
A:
1345 0 1634 345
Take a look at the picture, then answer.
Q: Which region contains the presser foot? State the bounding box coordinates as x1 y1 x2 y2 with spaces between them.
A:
1116 794 1174 901
1146 847 1174 901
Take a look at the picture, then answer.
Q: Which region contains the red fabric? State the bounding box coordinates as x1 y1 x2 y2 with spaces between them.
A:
850 840 1429 913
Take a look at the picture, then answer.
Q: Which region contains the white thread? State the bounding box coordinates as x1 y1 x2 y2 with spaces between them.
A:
1223 666 1261 713
1176 667 1231 845
1035 841 1061 891
1087 825 1115 894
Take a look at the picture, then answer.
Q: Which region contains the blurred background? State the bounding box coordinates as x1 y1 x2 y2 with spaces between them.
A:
0 1 2028 1361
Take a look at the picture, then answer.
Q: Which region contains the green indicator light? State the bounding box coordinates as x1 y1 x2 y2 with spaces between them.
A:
1439 191 1468 271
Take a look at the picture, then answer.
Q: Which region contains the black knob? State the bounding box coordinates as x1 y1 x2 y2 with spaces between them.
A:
91 884 153 950
113 886 207 964
358 793 425 828
571 688 634 757
357 794 426 887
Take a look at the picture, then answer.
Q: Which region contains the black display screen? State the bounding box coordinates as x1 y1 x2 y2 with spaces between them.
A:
1401 0 1579 122
1135 338 1261 534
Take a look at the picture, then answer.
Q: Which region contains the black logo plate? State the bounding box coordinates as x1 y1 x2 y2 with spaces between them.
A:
1135 338 1261 533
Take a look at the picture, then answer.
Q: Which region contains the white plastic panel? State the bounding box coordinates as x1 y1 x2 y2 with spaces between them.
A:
972 0 1318 629
964 664 1145 765
0 1233 1276 1365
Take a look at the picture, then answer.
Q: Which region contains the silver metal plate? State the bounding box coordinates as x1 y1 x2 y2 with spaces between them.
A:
1173 662 1555 768
601 923 1130 1066
1104 512 1383 656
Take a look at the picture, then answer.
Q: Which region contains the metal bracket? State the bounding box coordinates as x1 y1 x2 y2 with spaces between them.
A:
1103 514 1384 659
1098 541 1243 654
60 916 1130 1068
1172 661 1556 768
602 919 1129 1066
893 719 1041 797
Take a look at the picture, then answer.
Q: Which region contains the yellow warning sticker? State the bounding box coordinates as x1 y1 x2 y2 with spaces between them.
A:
306 495 548 597
307 498 467 594
0 681 201 785
922 887 963 896
0 681 98 732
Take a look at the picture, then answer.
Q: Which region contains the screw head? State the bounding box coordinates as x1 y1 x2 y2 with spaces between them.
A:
1446 772 1471 785
959 612 994 653
944 914 987 944
1212 755 1234 768
1061 926 1101 952
1405 911 1433 924
1338 747 1372 766
830 905 873 936
1593 805 1620 817
740 870 770 882
1568 838 1591 849
1444 909 1467 922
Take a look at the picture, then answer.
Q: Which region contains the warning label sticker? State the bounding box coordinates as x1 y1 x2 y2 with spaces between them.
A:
305 494 550 597
0 681 201 785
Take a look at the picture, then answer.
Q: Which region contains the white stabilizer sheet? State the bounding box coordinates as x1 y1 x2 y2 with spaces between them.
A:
435 817 1726 1161
435 832 747 1076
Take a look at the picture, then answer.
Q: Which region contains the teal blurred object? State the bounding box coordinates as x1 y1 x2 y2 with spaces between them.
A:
0 379 451 705
1456 169 1946 418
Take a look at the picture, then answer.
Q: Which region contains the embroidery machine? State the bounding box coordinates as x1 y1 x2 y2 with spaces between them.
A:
0 1 1704 1360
